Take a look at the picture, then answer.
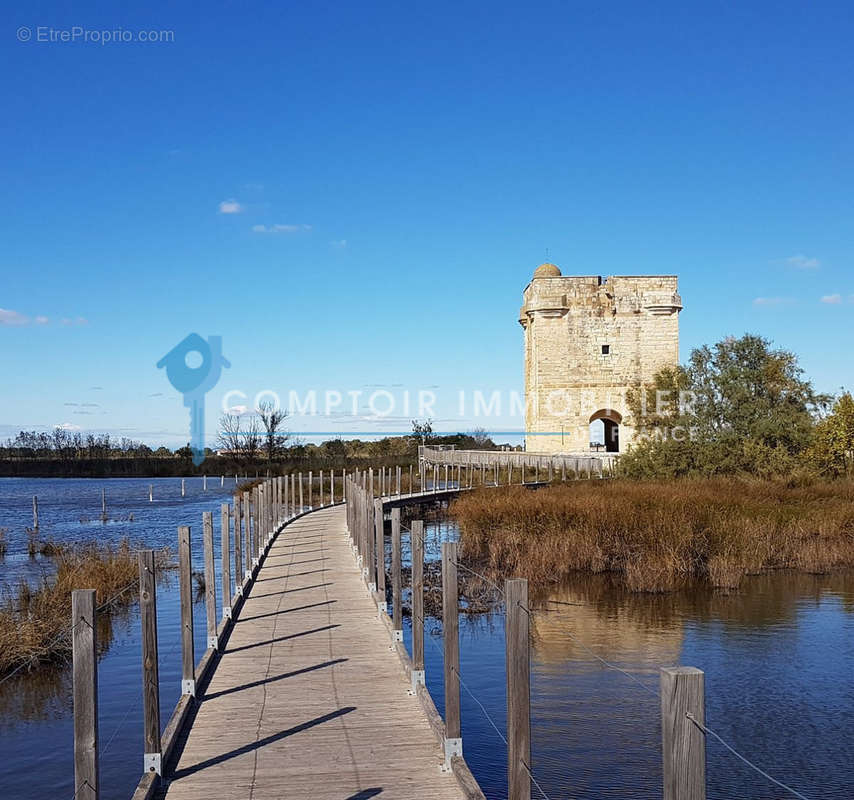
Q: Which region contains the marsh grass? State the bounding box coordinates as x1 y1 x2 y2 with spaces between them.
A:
451 479 854 592
0 539 170 677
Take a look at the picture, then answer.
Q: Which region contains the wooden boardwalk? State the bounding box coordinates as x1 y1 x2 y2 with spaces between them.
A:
158 504 466 800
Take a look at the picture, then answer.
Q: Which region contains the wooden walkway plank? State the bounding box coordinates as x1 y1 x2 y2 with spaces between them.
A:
159 505 466 800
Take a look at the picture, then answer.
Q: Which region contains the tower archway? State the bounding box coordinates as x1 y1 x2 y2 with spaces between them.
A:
589 409 622 453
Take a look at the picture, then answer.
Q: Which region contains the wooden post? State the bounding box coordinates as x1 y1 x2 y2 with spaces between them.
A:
203 512 217 649
411 520 425 692
149 484 153 502
505 579 531 800
251 487 259 566
101 488 107 522
242 490 251 578
441 541 461 770
178 526 195 696
72 589 98 800
374 499 385 601
138 550 161 775
320 470 324 506
233 496 243 593
299 472 304 513
331 470 335 505
221 504 231 619
32 495 39 529
661 667 706 800
391 507 402 638
409 464 413 495
308 471 313 508
203 474 207 491
181 478 185 497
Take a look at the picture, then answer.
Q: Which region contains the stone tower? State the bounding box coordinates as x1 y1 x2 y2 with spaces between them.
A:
519 263 682 454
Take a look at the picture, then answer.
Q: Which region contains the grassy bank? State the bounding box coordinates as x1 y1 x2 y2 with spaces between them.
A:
450 479 854 592
0 540 157 676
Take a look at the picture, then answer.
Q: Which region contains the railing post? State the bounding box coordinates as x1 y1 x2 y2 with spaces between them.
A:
391 507 402 640
242 491 252 581
330 470 335 505
308 470 313 508
441 541 462 771
234 496 243 595
221 503 232 619
72 589 99 800
506 579 531 800
374 499 384 607
178 526 195 697
410 520 425 693
299 472 304 513
661 667 706 800
202 512 217 650
138 549 161 776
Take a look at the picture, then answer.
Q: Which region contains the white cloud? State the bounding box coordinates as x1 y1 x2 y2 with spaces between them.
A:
218 199 244 214
786 254 820 270
34 315 49 325
0 308 29 326
820 294 843 305
330 239 347 249
753 297 792 307
55 422 82 431
252 223 311 234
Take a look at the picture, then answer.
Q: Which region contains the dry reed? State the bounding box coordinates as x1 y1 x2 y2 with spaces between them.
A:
0 539 165 676
451 479 854 592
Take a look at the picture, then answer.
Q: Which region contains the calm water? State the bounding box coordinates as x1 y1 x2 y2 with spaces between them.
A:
0 480 852 799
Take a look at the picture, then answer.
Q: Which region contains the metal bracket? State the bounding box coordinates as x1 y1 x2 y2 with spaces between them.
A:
392 629 403 642
368 581 377 593
442 738 462 773
207 635 218 650
234 583 242 597
252 558 259 567
144 753 162 776
223 606 232 619
181 678 196 697
409 669 425 695
244 570 252 582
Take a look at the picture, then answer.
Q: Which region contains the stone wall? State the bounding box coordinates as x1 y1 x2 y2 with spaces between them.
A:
519 265 681 454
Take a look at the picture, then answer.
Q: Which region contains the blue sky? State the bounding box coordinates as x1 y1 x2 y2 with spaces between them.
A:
2 0 852 447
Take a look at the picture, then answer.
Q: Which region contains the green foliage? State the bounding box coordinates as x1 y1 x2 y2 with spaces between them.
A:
807 393 854 477
620 334 829 478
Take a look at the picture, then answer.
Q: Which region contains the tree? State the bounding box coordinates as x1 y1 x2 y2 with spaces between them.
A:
217 413 243 456
258 401 289 461
411 419 434 444
807 392 854 477
468 427 492 449
621 334 829 478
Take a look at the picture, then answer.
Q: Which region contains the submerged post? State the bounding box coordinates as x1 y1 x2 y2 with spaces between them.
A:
32 495 39 529
181 478 185 497
505 578 531 800
72 589 99 800
138 549 161 776
221 503 232 619
101 488 107 522
149 484 153 503
661 667 706 800
441 541 462 771
391 507 402 640
178 526 195 696
411 520 425 692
